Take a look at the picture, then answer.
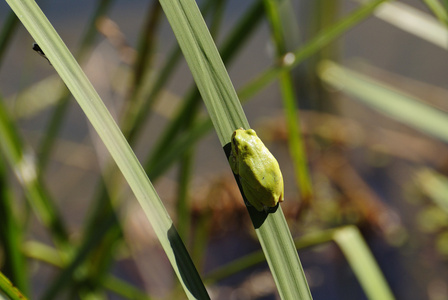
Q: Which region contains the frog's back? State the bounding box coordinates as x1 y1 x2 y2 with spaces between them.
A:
240 147 283 204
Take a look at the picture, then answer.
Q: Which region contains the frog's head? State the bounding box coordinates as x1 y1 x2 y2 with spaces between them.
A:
231 128 258 156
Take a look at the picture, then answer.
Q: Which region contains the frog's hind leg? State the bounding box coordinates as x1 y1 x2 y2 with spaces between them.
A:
240 179 264 212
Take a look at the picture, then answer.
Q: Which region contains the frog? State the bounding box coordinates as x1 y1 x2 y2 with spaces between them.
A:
229 128 284 212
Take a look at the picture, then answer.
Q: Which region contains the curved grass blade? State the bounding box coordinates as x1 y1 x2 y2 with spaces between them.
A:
57 2 225 297
0 272 28 300
158 0 248 143
158 0 311 298
422 0 448 26
5 0 208 299
175 0 225 243
373 1 448 49
334 227 395 300
319 61 448 143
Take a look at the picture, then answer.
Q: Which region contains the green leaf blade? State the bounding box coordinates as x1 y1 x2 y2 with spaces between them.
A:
158 0 312 298
5 0 209 298
319 61 448 143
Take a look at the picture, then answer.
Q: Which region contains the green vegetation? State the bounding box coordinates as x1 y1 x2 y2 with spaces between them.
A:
1 0 447 299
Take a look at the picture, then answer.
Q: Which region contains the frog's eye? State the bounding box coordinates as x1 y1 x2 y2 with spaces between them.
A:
247 129 256 136
232 137 240 152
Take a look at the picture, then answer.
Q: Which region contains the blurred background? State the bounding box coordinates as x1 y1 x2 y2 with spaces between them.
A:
1 0 448 299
